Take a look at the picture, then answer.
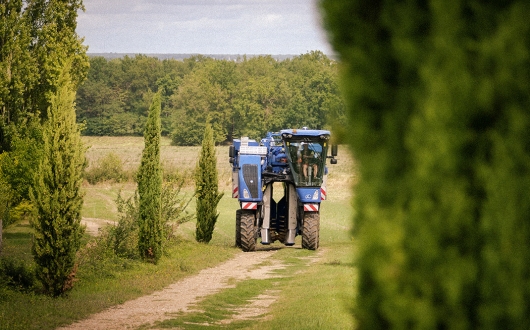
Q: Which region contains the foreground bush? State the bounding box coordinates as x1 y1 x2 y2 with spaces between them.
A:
321 0 530 328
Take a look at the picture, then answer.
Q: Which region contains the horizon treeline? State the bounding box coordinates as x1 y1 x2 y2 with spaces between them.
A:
76 51 345 145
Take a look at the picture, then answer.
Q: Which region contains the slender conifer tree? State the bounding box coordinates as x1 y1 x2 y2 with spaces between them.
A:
30 63 85 296
137 92 163 263
195 123 223 243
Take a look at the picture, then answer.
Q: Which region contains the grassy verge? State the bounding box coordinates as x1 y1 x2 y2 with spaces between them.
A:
1 192 354 329
0 232 238 330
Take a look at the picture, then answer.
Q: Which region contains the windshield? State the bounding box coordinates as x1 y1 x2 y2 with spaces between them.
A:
283 139 328 187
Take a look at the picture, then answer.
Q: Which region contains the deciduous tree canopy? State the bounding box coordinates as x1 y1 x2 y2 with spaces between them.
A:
75 52 345 145
0 0 88 153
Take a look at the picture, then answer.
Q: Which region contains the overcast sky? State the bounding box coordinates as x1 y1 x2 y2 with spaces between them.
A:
76 0 333 55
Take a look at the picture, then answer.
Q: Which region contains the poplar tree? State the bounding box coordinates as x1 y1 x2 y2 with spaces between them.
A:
137 92 163 263
321 0 530 328
30 64 85 296
195 123 223 243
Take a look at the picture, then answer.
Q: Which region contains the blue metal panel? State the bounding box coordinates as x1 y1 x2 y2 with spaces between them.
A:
238 154 262 202
296 187 321 203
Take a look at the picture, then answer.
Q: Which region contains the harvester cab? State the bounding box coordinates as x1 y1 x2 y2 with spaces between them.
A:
229 128 337 252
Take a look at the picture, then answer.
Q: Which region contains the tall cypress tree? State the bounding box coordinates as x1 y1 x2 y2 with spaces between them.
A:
30 63 85 296
321 0 530 328
195 123 223 243
137 92 163 263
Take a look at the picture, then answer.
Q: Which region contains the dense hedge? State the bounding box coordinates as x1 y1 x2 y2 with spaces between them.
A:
321 1 530 328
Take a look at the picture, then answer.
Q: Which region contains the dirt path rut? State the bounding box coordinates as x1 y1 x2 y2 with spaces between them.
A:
58 249 285 330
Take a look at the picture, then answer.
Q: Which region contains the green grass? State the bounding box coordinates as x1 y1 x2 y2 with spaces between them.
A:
1 137 355 329
0 238 238 330
151 245 355 329
1 222 33 264
254 243 355 330
151 278 275 329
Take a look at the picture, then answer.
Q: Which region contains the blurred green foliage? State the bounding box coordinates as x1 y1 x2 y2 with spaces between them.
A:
321 0 530 328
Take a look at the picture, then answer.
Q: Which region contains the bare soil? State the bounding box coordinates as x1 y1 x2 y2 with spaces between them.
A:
82 217 114 236
57 247 322 329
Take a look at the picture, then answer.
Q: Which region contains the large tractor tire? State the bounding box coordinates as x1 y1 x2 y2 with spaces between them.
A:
235 209 242 248
302 212 320 250
240 210 257 252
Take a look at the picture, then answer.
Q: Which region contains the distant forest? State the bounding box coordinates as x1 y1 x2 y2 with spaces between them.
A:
76 51 345 145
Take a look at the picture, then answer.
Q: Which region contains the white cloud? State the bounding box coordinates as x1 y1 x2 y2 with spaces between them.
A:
77 0 332 54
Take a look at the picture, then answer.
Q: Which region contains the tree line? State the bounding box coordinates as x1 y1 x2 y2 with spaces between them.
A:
75 52 346 145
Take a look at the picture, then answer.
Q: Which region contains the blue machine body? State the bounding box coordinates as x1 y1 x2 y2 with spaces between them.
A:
229 128 337 250
237 154 263 202
231 129 332 202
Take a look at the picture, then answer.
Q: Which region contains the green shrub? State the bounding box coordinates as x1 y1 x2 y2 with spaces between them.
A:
160 180 194 242
0 257 36 292
163 165 195 187
85 152 128 184
82 176 193 264
8 200 32 224
111 191 141 259
0 199 33 230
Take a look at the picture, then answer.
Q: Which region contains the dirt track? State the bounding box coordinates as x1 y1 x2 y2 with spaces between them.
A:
68 218 323 329
58 249 288 329
82 217 114 236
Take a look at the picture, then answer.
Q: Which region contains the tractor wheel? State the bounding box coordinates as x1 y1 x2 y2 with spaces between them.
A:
235 209 242 248
240 210 257 252
302 212 320 250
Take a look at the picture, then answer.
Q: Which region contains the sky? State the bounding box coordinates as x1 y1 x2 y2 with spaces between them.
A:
76 0 334 55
